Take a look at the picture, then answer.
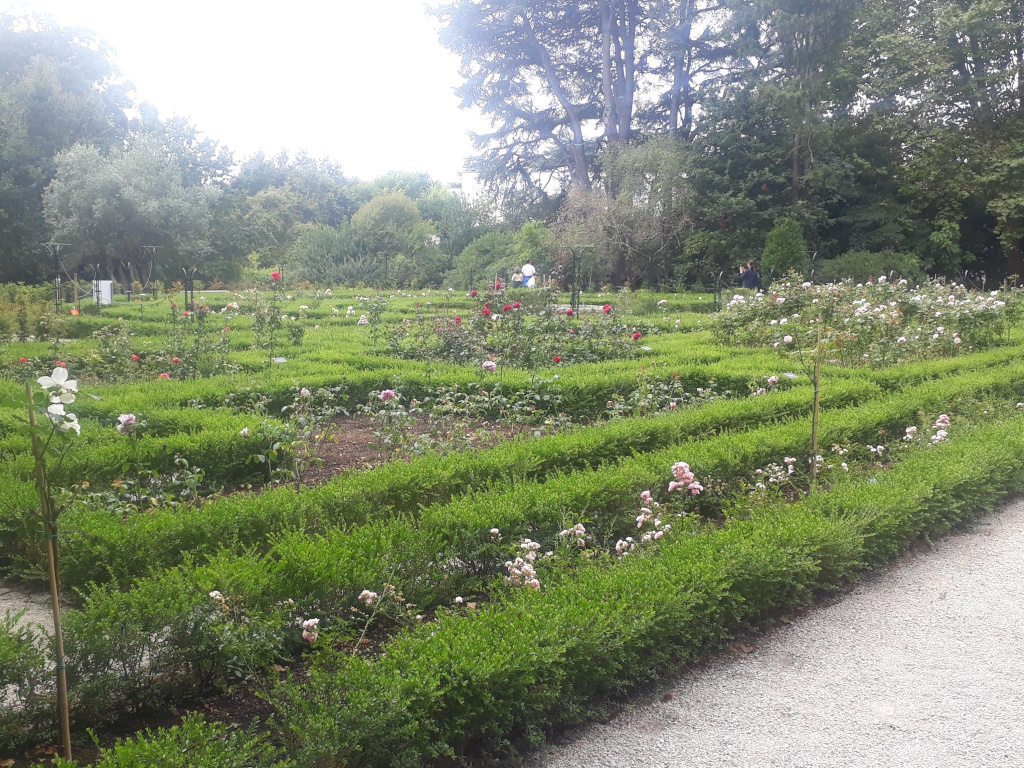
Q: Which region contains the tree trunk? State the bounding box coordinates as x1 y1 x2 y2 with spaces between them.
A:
792 129 801 206
1004 236 1024 283
600 1 618 141
519 10 593 190
610 251 628 287
599 0 638 145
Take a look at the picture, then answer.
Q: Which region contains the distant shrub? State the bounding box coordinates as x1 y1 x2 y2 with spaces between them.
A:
762 218 810 276
813 250 924 284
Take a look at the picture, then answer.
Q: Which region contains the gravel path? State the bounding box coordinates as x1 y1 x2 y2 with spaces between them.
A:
0 582 52 633
531 501 1024 768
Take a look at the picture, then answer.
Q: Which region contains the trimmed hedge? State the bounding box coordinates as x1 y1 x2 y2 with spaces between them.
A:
0 368 1008 744
28 379 876 588
4 378 1024 761
43 715 292 768
271 416 1024 767
49 364 1024 591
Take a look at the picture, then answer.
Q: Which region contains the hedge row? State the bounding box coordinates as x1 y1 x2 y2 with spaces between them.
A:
0 408 266 484
186 366 1023 621
52 363 1024 591
0 391 881 745
22 411 1024 766
6 334 1022 430
23 379 877 588
0 369 1008 746
0 342 773 423
270 416 1024 767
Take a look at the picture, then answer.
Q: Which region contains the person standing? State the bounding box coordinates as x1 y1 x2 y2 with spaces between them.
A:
521 259 537 288
741 261 761 290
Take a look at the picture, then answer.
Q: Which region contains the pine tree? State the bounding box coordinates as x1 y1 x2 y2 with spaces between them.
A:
762 218 809 276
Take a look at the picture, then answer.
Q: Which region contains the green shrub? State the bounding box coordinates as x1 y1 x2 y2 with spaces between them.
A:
271 418 1024 767
0 612 52 748
813 250 925 284
761 217 810 276
46 714 291 768
43 379 876 589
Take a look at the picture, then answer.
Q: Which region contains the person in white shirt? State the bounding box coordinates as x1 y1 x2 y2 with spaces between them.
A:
521 259 537 288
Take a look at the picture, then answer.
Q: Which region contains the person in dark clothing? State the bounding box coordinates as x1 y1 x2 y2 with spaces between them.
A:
740 261 761 290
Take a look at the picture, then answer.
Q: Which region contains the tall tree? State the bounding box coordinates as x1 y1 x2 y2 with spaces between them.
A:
847 0 1024 275
435 1 604 196
42 139 220 285
588 136 695 285
134 105 234 187
435 1 756 215
0 14 130 283
351 193 442 287
213 151 358 268
751 0 860 206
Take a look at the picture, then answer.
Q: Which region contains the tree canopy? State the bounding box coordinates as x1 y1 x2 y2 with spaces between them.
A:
1 1 1022 289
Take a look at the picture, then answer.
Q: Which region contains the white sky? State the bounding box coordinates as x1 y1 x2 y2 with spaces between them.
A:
1 0 489 186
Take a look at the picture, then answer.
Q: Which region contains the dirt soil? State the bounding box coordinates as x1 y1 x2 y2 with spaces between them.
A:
301 414 520 484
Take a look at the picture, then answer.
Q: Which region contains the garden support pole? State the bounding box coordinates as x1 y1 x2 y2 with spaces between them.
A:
26 384 72 761
811 312 822 487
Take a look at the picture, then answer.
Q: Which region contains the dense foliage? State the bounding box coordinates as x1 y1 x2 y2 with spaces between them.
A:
715 277 1021 366
4 2 1023 291
1 282 1023 765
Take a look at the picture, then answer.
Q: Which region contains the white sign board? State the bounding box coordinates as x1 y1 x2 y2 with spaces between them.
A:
93 280 113 305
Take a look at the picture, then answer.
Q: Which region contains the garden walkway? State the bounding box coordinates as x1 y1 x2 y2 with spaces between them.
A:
531 500 1024 768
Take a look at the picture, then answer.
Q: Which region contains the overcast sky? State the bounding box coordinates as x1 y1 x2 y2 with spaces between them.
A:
1 0 488 185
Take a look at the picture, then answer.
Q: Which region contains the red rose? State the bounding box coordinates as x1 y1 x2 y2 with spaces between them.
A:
172 357 181 364
19 357 27 363
552 355 561 364
131 354 139 361
271 271 282 281
503 304 512 312
54 360 66 368
633 331 642 340
225 326 230 331
160 372 170 379
495 281 502 289
183 311 189 317
566 308 574 316
454 316 462 324
513 301 521 309
482 308 491 318
603 304 611 314
470 290 478 297
485 301 490 308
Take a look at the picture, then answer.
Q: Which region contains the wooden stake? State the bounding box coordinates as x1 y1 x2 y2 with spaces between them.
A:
810 312 823 487
27 384 72 761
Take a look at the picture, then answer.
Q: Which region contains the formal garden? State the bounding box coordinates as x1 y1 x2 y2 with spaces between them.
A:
3 0 1023 759
2 274 1024 766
